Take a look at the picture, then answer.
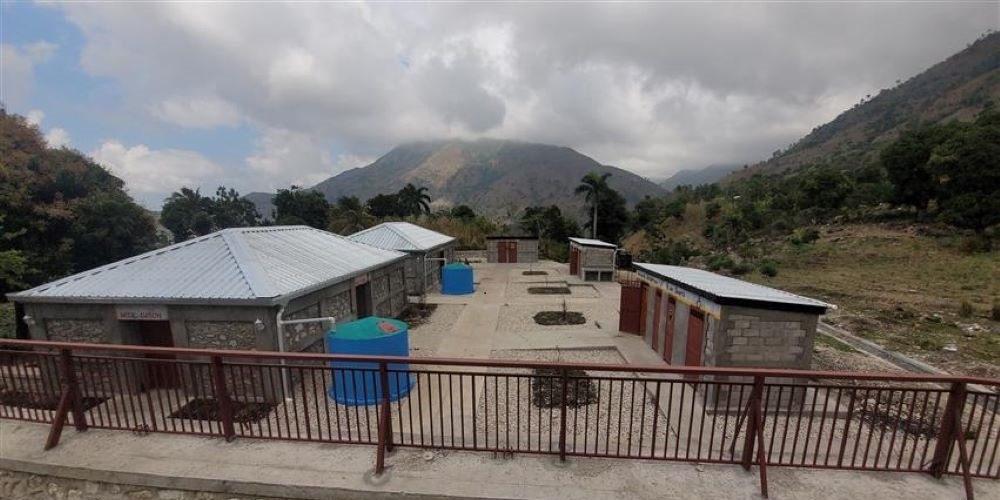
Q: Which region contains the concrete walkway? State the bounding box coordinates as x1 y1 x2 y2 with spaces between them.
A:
1 421 991 500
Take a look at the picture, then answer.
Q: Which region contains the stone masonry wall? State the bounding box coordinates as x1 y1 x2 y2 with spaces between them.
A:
44 319 110 344
0 469 287 500
581 247 615 269
282 303 322 351
185 321 256 350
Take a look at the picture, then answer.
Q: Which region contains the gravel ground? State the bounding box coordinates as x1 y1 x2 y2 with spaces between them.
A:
475 348 672 457
409 304 464 357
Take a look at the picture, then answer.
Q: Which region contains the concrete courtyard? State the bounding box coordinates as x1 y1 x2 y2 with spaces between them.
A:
1 260 996 499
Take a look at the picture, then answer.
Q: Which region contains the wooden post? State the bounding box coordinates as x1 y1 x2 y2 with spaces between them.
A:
211 356 236 442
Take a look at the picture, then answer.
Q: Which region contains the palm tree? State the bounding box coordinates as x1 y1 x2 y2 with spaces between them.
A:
398 183 432 216
574 172 611 239
328 195 373 234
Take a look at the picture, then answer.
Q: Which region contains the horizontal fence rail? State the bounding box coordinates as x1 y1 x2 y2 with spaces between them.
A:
0 339 997 499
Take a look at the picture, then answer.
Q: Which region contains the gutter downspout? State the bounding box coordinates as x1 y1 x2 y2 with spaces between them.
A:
274 303 336 400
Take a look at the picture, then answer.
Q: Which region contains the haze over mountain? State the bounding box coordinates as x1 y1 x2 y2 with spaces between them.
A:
729 31 1000 181
248 139 665 219
659 165 740 191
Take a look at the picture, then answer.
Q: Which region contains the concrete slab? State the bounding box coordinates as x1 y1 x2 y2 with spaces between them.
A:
1 421 992 500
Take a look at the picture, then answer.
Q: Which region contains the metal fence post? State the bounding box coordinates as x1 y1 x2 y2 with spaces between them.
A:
59 348 87 432
929 382 974 499
375 361 392 475
210 356 236 442
558 368 569 461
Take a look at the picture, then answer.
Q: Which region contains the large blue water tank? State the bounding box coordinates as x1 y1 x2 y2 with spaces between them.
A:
441 262 475 295
325 317 415 406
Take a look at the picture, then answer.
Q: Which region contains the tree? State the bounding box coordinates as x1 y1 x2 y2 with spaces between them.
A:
366 193 403 218
589 188 630 243
929 111 1000 233
450 205 476 221
161 188 214 242
880 124 956 213
328 196 373 234
273 186 331 229
575 171 612 238
0 109 157 294
211 187 261 229
397 183 432 216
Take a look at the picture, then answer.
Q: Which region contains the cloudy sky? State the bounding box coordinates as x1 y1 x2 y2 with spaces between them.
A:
3 2 997 207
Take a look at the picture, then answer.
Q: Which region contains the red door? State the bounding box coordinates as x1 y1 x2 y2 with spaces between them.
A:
663 298 676 363
638 283 649 338
618 281 642 334
650 290 662 354
685 310 705 367
508 241 518 263
569 247 579 275
498 241 508 263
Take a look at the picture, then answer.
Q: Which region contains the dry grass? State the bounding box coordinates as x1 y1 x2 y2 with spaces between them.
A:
746 223 1000 378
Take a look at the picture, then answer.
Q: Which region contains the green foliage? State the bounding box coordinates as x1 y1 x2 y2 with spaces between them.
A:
640 239 699 265
161 186 262 242
928 111 1000 232
759 260 779 277
880 125 953 212
705 253 734 272
273 186 331 229
328 196 374 235
397 183 432 216
366 193 403 218
0 302 13 339
790 228 821 246
0 110 157 294
575 171 630 242
450 205 476 221
519 205 579 243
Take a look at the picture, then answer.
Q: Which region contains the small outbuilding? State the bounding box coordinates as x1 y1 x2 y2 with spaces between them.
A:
486 235 538 263
8 226 410 361
348 222 456 296
568 237 617 282
621 263 831 371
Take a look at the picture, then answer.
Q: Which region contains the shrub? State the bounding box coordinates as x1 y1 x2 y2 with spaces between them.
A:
959 300 974 318
790 227 821 245
706 253 734 272
729 262 752 276
759 261 779 277
992 300 1000 321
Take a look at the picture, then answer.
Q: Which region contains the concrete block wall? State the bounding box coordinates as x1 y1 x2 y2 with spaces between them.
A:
717 306 817 369
486 239 538 263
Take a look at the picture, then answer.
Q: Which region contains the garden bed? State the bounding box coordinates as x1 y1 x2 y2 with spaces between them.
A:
522 271 548 276
169 398 277 424
0 389 106 412
527 287 571 295
531 368 598 408
533 311 586 326
398 304 439 327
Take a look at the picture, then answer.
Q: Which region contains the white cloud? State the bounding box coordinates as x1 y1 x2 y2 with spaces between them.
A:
1 42 56 109
152 96 242 128
45 128 71 148
25 109 45 126
91 140 225 206
55 2 999 184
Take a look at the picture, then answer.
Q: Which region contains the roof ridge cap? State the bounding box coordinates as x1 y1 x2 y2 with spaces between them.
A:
220 230 279 298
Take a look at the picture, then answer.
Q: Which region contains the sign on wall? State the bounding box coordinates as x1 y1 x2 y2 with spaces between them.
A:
116 305 169 321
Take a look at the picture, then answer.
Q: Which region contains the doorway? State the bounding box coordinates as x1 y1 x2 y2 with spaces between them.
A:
137 321 179 390
650 290 663 353
355 281 373 318
685 310 705 367
664 298 676 363
569 247 580 275
498 241 518 263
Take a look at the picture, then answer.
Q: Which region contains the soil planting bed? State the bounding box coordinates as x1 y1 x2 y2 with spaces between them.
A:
398 304 439 327
522 271 548 276
0 389 106 411
531 368 598 407
528 287 571 295
533 311 586 326
170 398 277 424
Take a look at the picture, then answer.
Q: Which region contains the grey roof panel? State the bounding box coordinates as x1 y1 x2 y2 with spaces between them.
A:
633 263 831 312
348 222 454 252
568 237 617 249
9 226 406 304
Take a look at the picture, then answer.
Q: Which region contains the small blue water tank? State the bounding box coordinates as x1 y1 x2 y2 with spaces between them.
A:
325 317 416 406
441 262 475 295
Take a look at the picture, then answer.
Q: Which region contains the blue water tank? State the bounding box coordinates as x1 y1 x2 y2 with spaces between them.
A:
325 317 416 406
441 262 475 295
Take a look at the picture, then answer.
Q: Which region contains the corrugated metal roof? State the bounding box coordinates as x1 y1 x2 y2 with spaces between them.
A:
568 237 617 249
9 226 406 305
348 222 454 252
634 263 832 313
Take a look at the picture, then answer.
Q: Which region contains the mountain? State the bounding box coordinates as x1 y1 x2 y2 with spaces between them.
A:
659 164 739 190
730 32 999 180
253 139 665 219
